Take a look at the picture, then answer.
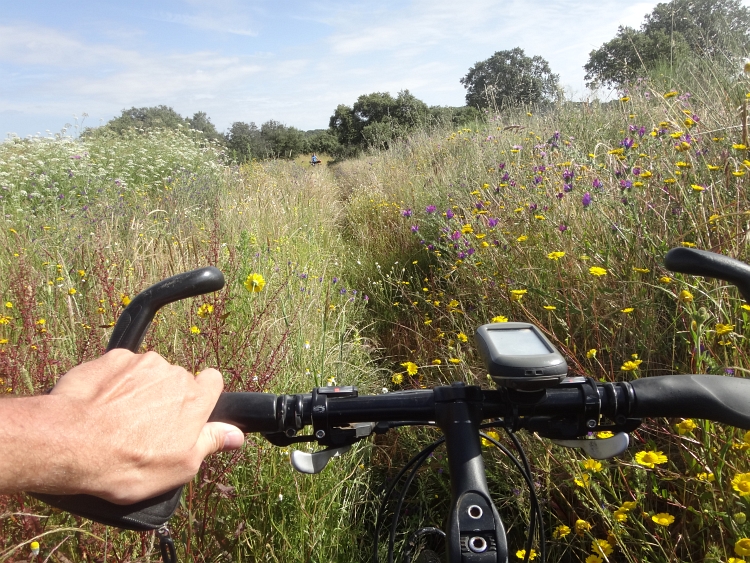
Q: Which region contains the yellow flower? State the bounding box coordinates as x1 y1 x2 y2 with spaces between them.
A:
0 338 7 345
591 539 613 556
651 513 675 526
547 251 566 260
461 224 474 234
620 96 630 102
613 509 628 522
575 519 592 536
534 214 546 221
585 556 603 563
744 429 750 445
401 362 418 376
448 358 461 364
679 290 694 303
716 323 735 336
121 294 131 307
589 266 607 277
737 539 750 557
697 472 715 482
30 541 40 556
659 276 672 283
691 184 705 192
431 359 441 365
68 288 77 295
675 419 697 435
664 90 679 98
543 305 556 310
733 144 748 150
729 558 747 563
587 349 597 359
620 359 642 371
633 267 650 273
553 524 571 539
392 372 404 385
574 474 591 487
582 459 603 472
244 273 266 292
190 325 201 335
620 501 637 511
517 235 528 242
492 315 508 323
4 302 12 309
510 289 527 300
457 332 468 343
197 303 214 318
621 307 634 313
634 450 668 468
515 549 537 560
708 164 720 171
482 429 501 447
597 431 614 438
733 473 750 496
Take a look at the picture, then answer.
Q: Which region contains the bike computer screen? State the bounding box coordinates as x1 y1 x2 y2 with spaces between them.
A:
475 322 568 390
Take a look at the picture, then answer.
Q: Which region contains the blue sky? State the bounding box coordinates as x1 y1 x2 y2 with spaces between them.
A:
0 0 735 138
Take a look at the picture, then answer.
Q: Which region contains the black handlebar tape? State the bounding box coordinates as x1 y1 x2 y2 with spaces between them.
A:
630 374 750 429
32 267 226 531
664 247 750 303
208 392 280 433
107 266 225 351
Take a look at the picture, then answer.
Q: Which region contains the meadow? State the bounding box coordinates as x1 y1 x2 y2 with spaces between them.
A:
2 61 750 563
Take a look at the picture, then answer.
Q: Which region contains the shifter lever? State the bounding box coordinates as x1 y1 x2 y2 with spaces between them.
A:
551 432 629 459
291 445 352 474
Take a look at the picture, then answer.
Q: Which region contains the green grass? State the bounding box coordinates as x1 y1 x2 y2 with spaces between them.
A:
2 59 750 562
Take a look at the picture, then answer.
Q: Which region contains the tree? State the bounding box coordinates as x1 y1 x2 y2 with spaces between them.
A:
103 106 189 134
460 48 560 109
187 112 223 144
584 0 750 88
260 120 307 159
225 121 263 163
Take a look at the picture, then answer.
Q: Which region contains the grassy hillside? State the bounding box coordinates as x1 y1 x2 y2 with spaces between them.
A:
2 62 750 562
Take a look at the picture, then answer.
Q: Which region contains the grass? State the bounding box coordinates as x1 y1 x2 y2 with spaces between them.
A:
1 59 750 562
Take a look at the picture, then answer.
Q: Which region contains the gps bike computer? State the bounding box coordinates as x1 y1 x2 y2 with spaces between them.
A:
475 322 568 390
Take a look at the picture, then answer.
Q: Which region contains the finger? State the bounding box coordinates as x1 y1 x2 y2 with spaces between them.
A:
195 422 245 458
193 367 224 399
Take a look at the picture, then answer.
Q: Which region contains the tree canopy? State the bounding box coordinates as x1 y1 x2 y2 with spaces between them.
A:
460 48 560 109
584 0 750 88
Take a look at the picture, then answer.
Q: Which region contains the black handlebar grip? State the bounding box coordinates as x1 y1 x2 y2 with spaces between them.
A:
208 392 280 433
32 267 226 531
664 247 750 304
631 374 750 429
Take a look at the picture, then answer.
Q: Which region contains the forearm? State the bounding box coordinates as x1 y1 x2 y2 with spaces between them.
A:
0 394 78 495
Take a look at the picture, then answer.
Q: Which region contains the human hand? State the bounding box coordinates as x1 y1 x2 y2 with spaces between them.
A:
0 350 243 504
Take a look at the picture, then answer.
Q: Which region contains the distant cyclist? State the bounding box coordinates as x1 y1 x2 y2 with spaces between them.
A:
311 154 320 166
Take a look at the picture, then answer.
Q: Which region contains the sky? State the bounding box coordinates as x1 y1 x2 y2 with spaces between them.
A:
0 0 735 138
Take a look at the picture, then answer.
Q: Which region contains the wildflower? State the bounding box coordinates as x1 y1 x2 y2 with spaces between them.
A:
543 305 556 310
581 192 592 207
197 303 214 318
304 340 311 350
30 542 40 556
613 509 628 522
401 362 418 376
621 357 643 371
492 315 508 323
392 373 404 385
659 276 672 283
244 273 266 292
575 519 592 536
716 323 735 335
190 325 200 335
634 450 668 468
675 419 697 434
621 307 634 314
482 429 501 447
592 539 613 556
401 209 413 218
510 289 527 301
461 224 474 234
730 559 747 563
651 513 675 526
585 556 603 563
432 359 441 365
515 549 537 560
733 473 750 496
679 290 694 303
448 358 461 364
664 91 679 98
574 474 591 487
4 302 12 309
517 235 528 242
589 266 607 277
597 431 614 438
691 184 706 192
457 332 468 343
633 267 650 273
697 472 715 482
553 524 571 539
68 288 77 295
547 251 565 260
738 539 750 557
582 459 603 472
587 349 597 359
734 144 748 150
121 294 131 307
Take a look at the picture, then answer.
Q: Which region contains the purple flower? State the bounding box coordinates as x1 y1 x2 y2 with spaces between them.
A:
638 126 646 137
445 209 454 219
501 172 510 181
563 169 573 181
563 183 572 193
533 176 543 185
582 192 592 207
619 180 632 189
487 217 499 228
467 248 475 256
558 224 568 232
451 231 461 241
556 192 564 200
364 295 369 302
332 277 338 284
475 201 484 210
425 205 437 214
529 203 538 212
401 209 412 218
411 225 419 233
631 167 641 176
620 138 634 149
457 251 466 259
592 178 602 189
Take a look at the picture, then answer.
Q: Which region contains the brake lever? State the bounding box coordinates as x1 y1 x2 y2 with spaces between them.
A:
31 267 225 531
552 432 630 459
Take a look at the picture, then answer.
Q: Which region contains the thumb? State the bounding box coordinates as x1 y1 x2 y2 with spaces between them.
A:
196 422 245 457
